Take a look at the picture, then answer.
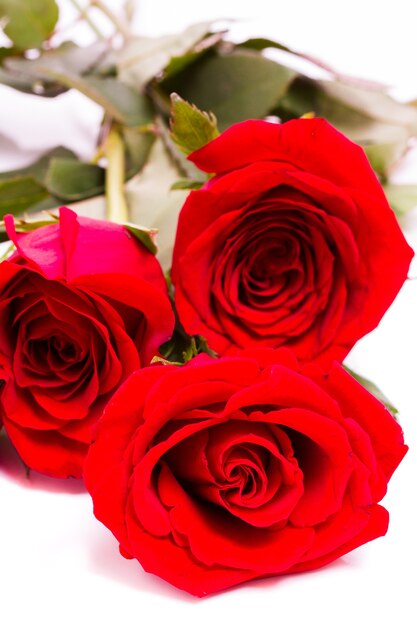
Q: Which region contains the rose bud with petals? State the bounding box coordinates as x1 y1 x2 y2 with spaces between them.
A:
0 207 174 478
172 119 413 364
84 349 406 596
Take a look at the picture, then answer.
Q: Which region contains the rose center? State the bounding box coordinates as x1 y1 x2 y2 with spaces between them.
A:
50 336 77 361
163 420 304 527
28 333 81 369
221 444 270 503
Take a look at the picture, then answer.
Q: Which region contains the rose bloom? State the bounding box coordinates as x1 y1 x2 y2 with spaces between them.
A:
0 207 174 478
84 349 406 596
172 119 413 364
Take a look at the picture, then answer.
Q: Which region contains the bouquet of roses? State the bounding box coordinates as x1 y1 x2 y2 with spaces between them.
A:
0 0 415 597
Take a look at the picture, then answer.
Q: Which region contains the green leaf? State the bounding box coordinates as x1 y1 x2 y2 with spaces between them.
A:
0 241 14 261
9 214 58 231
117 22 213 89
0 146 76 183
163 50 204 81
236 38 292 53
150 355 182 366
0 176 49 217
163 31 225 80
363 137 409 180
4 40 109 76
276 77 417 177
0 148 76 215
319 82 417 177
344 366 398 418
44 159 105 201
124 223 158 255
159 331 217 364
122 127 155 178
58 140 186 266
274 76 317 120
160 49 297 130
0 212 59 243
125 137 189 271
171 179 204 190
0 0 59 50
383 184 417 216
0 65 65 96
1 42 152 122
0 45 18 60
156 116 208 181
320 80 417 131
0 41 109 97
28 194 61 212
170 93 219 154
44 74 153 126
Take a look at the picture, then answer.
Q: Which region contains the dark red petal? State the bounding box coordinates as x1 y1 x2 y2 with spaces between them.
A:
157 463 314 572
4 417 87 478
71 273 174 365
1 379 64 430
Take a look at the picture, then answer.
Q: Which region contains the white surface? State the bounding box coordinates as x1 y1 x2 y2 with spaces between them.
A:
1 1 416 625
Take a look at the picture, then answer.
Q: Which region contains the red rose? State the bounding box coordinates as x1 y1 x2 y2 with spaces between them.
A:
0 207 174 478
172 119 413 364
84 349 406 596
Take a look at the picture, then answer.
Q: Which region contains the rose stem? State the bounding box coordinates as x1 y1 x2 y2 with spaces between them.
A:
104 124 129 224
90 0 132 40
67 0 106 39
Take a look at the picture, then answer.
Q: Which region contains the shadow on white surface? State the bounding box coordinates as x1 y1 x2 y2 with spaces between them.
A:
87 525 200 602
86 510 360 603
0 430 85 494
223 555 360 597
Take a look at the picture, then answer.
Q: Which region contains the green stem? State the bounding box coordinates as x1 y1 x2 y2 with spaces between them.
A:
105 125 129 223
67 0 105 39
91 0 131 39
0 242 15 263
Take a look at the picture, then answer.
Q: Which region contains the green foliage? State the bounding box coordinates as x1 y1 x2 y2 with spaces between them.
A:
122 127 156 178
0 147 76 183
0 41 108 97
117 22 213 88
0 148 106 217
159 330 217 365
170 93 219 154
383 184 417 216
276 77 417 177
171 179 204 190
0 0 58 50
344 366 398 418
236 38 293 53
0 14 416 226
125 138 189 271
24 71 153 126
0 211 59 243
161 49 296 130
124 223 158 255
0 176 49 218
45 159 105 201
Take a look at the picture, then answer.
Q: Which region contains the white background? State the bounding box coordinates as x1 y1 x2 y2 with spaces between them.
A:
1 1 416 625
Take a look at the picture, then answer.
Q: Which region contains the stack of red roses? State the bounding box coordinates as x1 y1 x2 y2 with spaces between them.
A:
0 118 413 596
